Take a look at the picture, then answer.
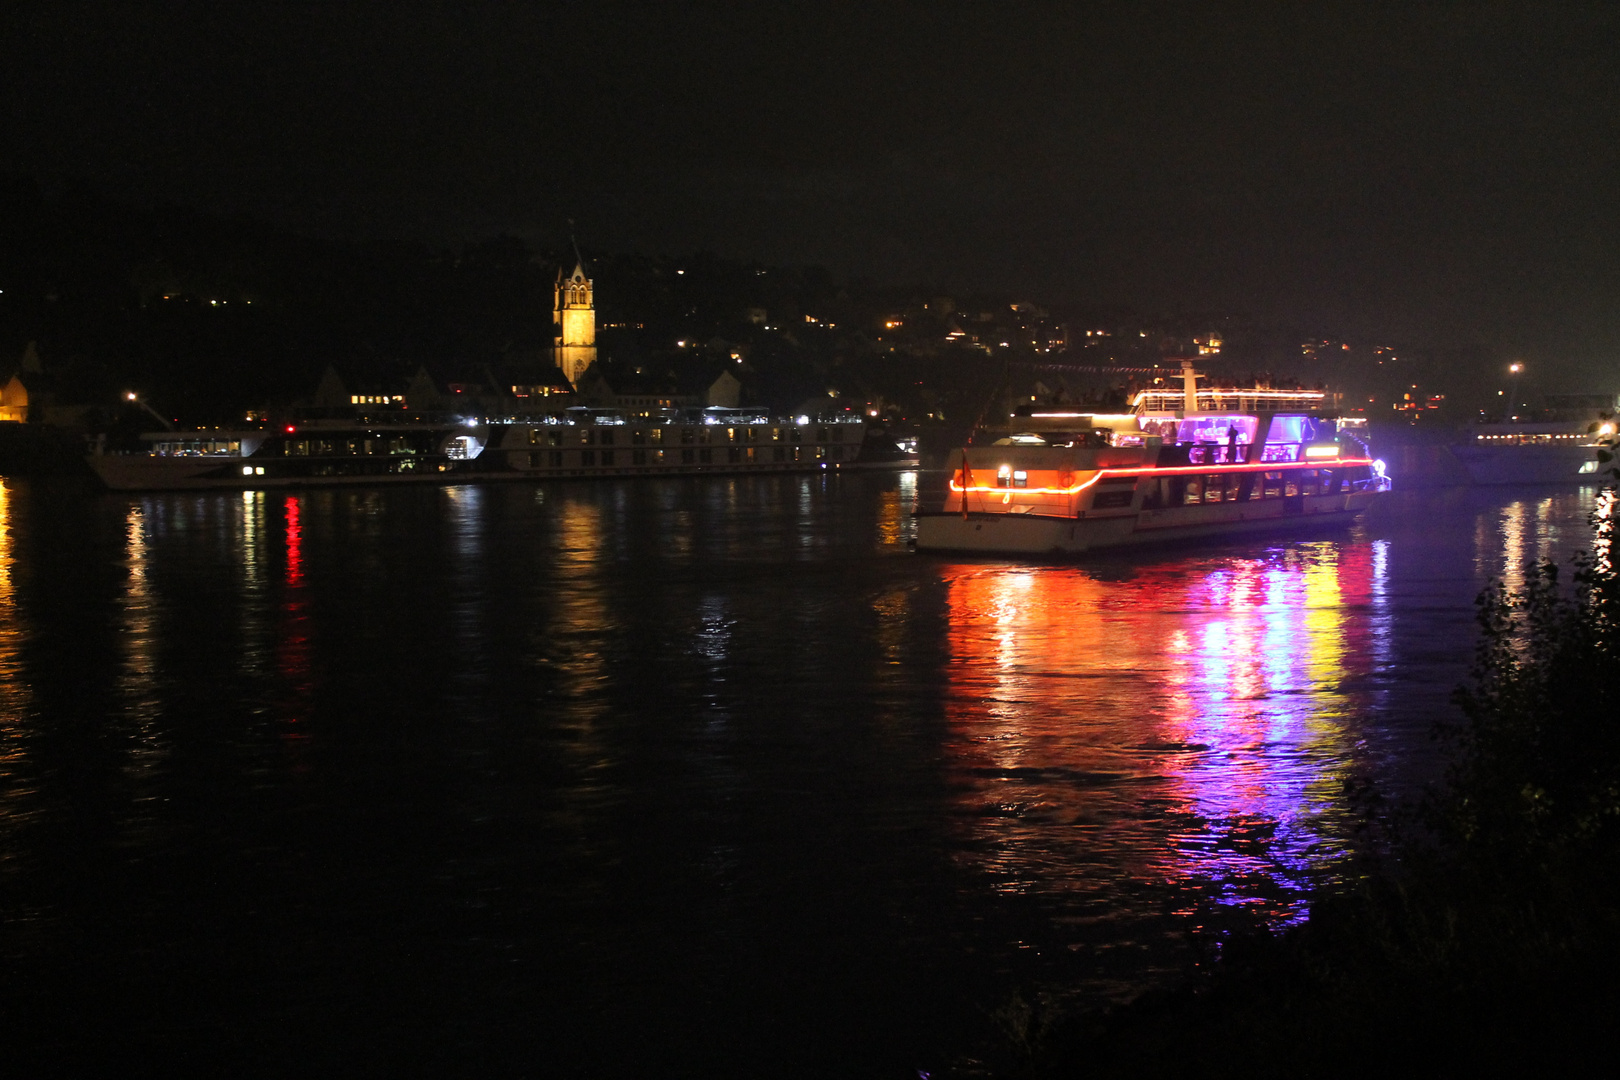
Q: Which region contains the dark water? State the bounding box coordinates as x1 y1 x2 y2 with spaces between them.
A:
0 474 1602 1077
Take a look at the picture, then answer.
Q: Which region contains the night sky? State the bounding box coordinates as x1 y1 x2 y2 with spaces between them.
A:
7 1 1620 371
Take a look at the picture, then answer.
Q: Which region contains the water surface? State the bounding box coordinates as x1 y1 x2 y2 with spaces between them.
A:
0 475 1599 1076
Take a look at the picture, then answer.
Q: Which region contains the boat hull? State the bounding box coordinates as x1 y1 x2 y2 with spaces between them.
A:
1452 444 1600 485
86 452 909 492
915 490 1382 556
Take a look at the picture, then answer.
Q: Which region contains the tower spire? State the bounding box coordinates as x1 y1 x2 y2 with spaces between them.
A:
568 218 586 275
554 224 596 387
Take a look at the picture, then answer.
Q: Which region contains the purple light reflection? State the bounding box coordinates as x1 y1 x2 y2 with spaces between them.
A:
942 540 1388 941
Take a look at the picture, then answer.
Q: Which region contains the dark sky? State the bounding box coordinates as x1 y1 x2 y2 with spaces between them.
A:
7 1 1620 371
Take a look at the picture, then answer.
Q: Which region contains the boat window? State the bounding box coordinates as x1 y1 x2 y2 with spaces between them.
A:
1262 471 1284 498
1176 416 1259 447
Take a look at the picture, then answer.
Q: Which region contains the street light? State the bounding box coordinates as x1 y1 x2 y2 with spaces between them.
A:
124 390 176 431
1508 362 1524 421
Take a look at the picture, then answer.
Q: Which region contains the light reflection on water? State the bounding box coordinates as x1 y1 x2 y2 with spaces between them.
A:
0 476 1611 1072
118 503 166 780
941 542 1388 937
0 481 34 862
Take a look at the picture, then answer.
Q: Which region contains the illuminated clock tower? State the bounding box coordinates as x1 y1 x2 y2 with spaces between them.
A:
553 261 597 387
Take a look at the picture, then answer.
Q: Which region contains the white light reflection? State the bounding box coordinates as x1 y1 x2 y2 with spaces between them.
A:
1499 500 1528 594
119 502 167 777
443 486 491 719
235 490 270 687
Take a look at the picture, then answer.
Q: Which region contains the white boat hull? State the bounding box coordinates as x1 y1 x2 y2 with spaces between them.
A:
1452 444 1600 485
915 490 1382 556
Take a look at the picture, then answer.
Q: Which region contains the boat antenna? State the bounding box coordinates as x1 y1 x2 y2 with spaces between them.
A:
965 356 1013 445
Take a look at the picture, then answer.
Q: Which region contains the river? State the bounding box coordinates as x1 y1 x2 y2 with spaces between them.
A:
0 474 1601 1077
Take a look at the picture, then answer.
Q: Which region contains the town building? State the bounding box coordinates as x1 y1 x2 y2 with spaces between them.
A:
0 374 28 423
554 261 597 387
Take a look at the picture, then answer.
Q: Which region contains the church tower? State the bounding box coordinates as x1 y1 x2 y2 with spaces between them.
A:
553 260 596 387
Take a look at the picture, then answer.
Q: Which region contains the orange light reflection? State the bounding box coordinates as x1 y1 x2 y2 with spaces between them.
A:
943 542 1383 929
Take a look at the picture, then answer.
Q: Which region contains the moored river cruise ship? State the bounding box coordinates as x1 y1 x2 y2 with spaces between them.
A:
88 406 916 491
914 364 1390 556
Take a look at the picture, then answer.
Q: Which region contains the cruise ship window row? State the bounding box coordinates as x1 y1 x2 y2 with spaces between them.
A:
283 437 417 456
523 445 845 469
153 440 241 456
524 425 852 448
1138 468 1349 509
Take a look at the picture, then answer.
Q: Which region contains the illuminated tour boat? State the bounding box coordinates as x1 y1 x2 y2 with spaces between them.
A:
914 361 1390 556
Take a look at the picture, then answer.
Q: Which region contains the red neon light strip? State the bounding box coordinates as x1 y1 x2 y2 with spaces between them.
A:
949 457 1375 495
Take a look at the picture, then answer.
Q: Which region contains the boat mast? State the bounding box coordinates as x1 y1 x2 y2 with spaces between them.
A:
1181 359 1200 414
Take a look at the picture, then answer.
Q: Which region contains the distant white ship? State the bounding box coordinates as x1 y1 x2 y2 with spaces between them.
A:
1452 394 1615 485
87 407 917 491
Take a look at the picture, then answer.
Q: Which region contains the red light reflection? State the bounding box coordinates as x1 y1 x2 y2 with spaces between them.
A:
276 494 313 760
942 542 1386 930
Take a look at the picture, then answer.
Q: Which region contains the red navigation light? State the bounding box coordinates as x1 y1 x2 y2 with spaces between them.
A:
285 425 296 433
